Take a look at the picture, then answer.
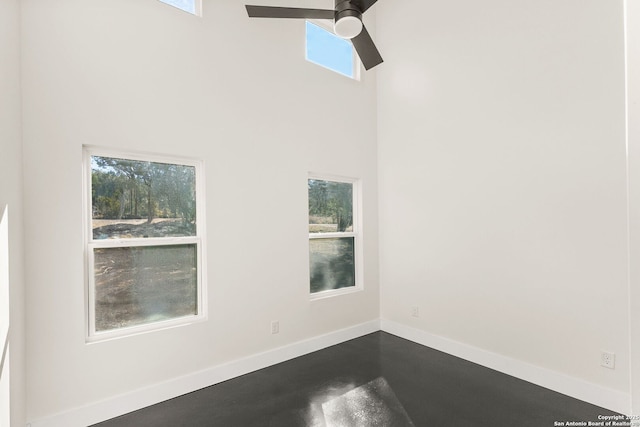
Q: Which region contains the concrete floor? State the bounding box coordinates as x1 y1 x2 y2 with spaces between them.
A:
94 332 622 426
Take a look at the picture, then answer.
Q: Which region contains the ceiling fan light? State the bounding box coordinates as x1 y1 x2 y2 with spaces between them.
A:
334 16 363 39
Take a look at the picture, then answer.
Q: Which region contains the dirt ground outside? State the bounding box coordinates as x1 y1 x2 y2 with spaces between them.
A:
91 220 198 332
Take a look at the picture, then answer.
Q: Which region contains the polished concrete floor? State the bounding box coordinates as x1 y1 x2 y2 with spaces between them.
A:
94 332 621 426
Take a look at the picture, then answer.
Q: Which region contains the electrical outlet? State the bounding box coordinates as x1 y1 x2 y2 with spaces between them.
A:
601 351 615 369
271 320 279 335
411 306 419 318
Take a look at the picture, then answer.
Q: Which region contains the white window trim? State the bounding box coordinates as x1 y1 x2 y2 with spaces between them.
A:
194 0 202 16
308 173 363 300
83 146 207 343
306 20 362 81
158 0 202 16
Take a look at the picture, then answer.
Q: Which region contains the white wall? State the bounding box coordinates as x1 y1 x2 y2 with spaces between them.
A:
377 0 629 407
21 0 379 422
627 0 640 416
0 0 25 425
0 208 10 427
20 0 638 421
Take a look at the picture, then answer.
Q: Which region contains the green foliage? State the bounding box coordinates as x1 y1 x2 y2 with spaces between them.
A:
92 156 196 224
308 179 353 232
92 170 124 218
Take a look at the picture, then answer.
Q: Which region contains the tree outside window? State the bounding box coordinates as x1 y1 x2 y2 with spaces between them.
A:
85 149 206 341
308 176 361 296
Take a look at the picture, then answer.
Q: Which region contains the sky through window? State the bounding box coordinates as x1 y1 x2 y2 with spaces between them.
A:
306 21 356 78
159 0 197 15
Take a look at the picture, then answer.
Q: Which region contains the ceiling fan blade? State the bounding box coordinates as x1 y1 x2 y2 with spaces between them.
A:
349 0 379 13
245 5 334 19
351 25 383 70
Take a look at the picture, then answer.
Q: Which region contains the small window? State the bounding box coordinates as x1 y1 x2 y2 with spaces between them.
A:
308 175 361 297
158 0 201 15
84 148 206 341
305 21 358 79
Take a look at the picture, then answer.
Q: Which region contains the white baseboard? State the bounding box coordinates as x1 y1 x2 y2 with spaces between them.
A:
27 318 631 426
380 319 631 415
27 320 381 427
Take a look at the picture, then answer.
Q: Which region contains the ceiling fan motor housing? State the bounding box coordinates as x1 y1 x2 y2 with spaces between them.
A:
334 0 363 39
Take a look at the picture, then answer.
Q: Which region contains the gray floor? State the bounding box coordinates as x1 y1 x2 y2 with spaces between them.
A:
94 332 622 426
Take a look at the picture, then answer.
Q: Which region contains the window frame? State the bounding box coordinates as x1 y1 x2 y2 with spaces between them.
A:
83 146 207 343
158 0 202 16
305 20 361 81
308 173 363 300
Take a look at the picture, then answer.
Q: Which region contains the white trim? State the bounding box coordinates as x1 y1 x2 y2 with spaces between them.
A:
307 174 363 298
82 146 207 343
0 206 9 356
193 0 202 17
305 20 361 81
309 232 356 239
89 236 198 249
380 319 631 415
158 0 201 16
84 145 204 169
308 172 359 185
309 283 363 301
0 205 9 420
86 312 206 345
26 319 633 426
26 320 381 427
626 0 640 417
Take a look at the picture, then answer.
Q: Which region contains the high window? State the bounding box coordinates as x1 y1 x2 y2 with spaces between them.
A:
308 175 362 297
305 21 359 79
84 148 206 341
158 0 201 15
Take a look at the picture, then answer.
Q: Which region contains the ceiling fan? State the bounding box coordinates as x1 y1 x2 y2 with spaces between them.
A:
245 0 383 70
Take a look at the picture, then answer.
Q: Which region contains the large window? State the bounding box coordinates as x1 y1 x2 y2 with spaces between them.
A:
308 175 361 297
84 148 205 341
305 21 359 79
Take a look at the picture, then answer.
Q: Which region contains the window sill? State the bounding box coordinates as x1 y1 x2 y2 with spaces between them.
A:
86 314 207 344
310 285 363 301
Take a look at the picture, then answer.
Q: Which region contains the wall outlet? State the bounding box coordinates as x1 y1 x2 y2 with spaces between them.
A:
601 351 615 369
271 320 279 335
411 306 419 318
